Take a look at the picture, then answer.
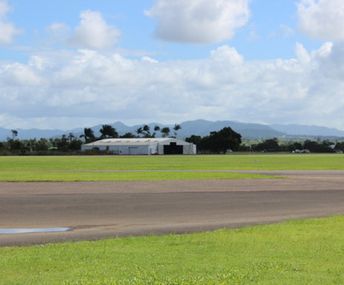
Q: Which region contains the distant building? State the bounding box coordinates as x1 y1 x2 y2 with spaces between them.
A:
81 138 197 155
292 149 310 154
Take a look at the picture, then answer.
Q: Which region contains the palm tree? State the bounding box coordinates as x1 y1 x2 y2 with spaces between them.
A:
136 127 143 137
11 129 18 140
173 124 181 138
142 125 151 137
153 125 160 138
68 132 75 142
161 127 170 138
100 125 118 139
80 128 96 143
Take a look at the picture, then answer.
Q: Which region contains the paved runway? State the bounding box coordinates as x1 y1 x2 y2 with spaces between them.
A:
1 171 344 246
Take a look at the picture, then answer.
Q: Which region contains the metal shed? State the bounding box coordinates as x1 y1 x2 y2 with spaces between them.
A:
81 138 197 155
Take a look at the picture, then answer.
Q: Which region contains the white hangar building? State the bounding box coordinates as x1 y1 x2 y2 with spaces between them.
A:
81 138 197 155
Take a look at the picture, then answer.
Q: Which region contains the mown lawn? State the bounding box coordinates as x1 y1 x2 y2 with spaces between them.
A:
0 171 271 182
0 154 343 181
1 216 344 285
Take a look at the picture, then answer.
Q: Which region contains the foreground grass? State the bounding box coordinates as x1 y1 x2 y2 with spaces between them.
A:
0 154 343 181
1 216 344 284
0 171 271 182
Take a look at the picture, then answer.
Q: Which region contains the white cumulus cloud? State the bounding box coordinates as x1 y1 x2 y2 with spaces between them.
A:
146 0 250 43
298 0 344 41
69 10 120 49
210 45 243 64
0 0 20 45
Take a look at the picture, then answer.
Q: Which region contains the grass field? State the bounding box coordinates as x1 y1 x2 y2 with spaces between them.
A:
0 154 343 181
2 155 344 284
1 216 344 285
0 171 269 182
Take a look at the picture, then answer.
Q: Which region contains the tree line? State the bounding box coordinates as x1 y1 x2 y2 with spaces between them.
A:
1 125 343 155
82 124 182 143
241 138 344 153
0 124 181 155
185 127 242 154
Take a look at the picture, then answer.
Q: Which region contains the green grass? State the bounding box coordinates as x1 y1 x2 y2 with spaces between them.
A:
1 216 344 284
0 171 270 182
0 154 343 182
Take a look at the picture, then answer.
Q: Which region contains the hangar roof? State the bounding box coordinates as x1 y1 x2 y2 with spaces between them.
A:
84 138 192 146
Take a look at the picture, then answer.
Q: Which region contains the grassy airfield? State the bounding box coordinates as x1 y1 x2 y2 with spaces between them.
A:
0 154 343 181
1 154 344 284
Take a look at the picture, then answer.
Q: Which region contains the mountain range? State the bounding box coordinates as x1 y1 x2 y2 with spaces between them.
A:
1 120 344 141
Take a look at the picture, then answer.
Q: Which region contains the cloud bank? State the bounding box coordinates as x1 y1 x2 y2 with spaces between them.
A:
1 43 344 129
146 0 250 43
1 0 344 130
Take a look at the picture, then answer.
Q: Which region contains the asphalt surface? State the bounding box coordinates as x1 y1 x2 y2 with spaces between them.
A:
1 171 344 246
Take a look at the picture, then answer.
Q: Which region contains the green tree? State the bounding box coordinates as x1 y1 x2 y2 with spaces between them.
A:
34 138 49 152
152 126 160 138
335 142 344 152
120 132 136 138
68 139 82 151
252 138 281 152
173 124 181 138
100 125 118 139
0 142 5 151
303 140 334 153
56 135 69 152
81 128 96 143
287 142 303 152
202 127 242 153
185 135 202 146
136 125 153 138
136 127 143 137
142 125 152 138
8 139 23 152
11 129 18 140
189 127 242 154
161 127 171 138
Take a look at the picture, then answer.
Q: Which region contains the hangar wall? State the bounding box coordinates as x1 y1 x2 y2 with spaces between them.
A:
82 138 196 155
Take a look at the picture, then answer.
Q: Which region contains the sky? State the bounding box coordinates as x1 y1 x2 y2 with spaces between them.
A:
0 0 344 130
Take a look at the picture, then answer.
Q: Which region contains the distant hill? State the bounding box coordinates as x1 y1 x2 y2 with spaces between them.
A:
271 124 344 137
178 120 284 139
0 128 66 141
1 120 344 141
78 120 283 139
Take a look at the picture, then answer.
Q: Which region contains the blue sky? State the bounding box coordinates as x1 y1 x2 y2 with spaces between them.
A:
0 0 344 130
2 0 322 61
